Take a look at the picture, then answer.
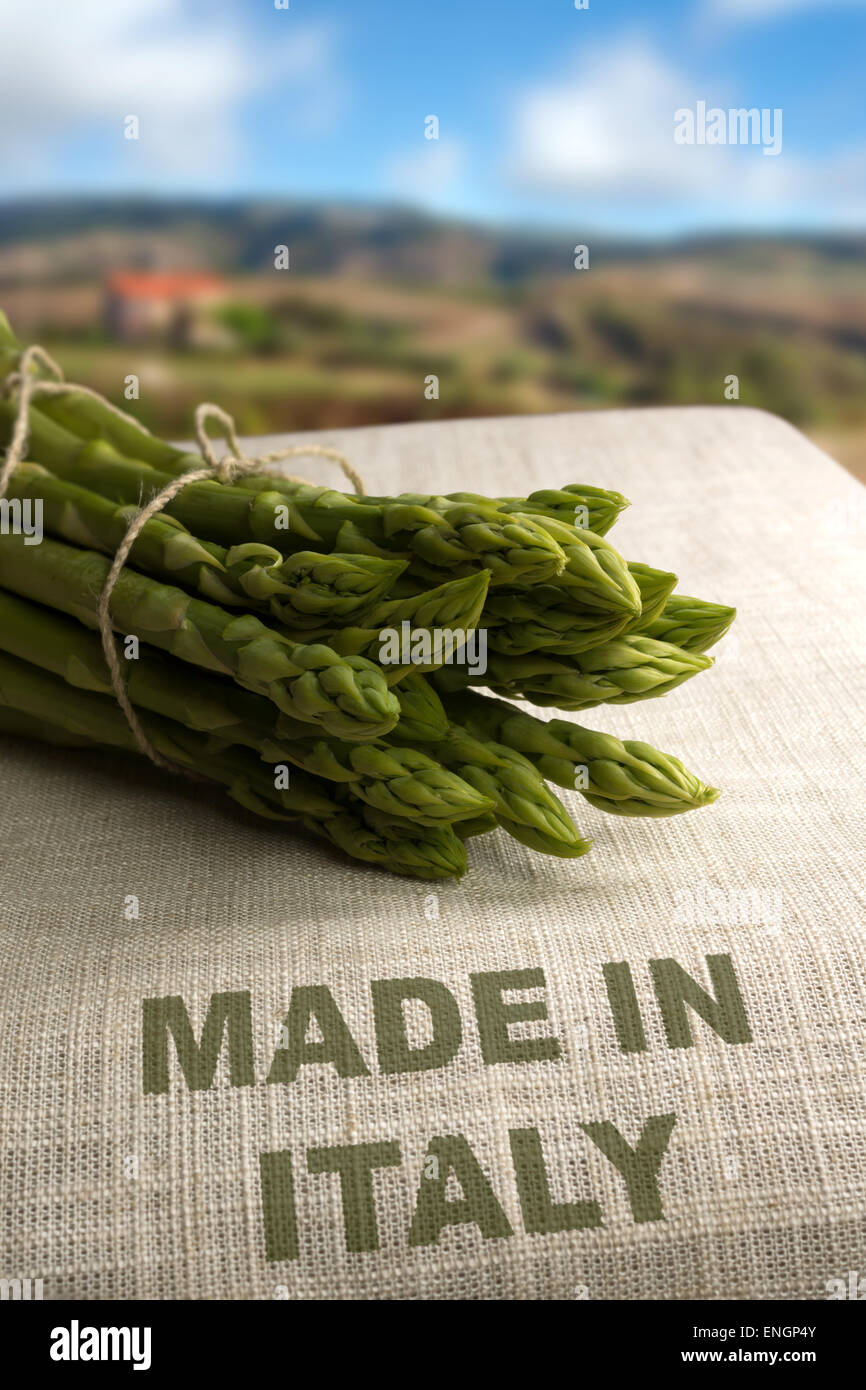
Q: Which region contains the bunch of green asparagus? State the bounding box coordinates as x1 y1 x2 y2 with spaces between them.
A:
0 313 734 878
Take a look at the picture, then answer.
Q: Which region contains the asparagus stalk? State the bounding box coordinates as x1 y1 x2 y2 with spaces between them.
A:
0 651 467 878
500 513 641 618
0 647 338 818
0 400 568 585
0 401 326 552
0 530 400 739
440 561 669 658
644 594 737 652
625 562 679 632
441 690 719 816
0 359 630 541
343 806 467 879
484 593 629 656
11 377 203 476
3 461 407 625
294 570 490 680
0 704 95 748
433 634 712 708
364 567 489 631
392 672 449 742
393 506 640 617
392 719 591 858
0 590 494 826
445 485 630 537
296 484 629 539
443 733 591 859
381 562 631 655
219 480 571 586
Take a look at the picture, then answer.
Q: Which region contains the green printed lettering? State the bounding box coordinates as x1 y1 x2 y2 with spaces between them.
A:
509 1128 602 1233
307 1141 402 1252
470 968 560 1065
142 991 254 1094
371 976 463 1074
649 954 752 1048
259 1150 299 1262
409 1134 513 1246
267 986 370 1083
581 1113 677 1223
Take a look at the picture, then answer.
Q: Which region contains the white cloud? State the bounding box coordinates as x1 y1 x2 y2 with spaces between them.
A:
706 0 866 18
384 141 465 208
509 39 866 222
512 42 706 201
0 0 343 186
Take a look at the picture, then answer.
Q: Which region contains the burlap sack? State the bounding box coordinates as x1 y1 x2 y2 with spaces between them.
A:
1 406 864 1301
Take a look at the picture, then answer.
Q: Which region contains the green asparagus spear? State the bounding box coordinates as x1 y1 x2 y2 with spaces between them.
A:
308 742 494 824
293 570 490 681
471 559 670 657
446 734 591 858
219 481 570 586
335 804 468 879
96 448 575 589
0 590 493 826
392 672 450 742
0 530 400 739
441 690 719 816
502 513 641 617
0 317 198 470
0 704 95 748
393 719 591 858
398 506 640 617
0 651 466 877
434 634 712 709
0 400 568 585
365 567 490 631
297 484 629 540
0 647 339 818
227 778 467 878
483 592 630 656
626 562 679 631
0 360 630 543
644 594 737 652
3 461 407 625
445 485 630 537
17 381 202 474
0 345 626 547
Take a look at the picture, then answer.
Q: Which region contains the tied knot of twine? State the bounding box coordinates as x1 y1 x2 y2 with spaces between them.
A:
0 344 366 776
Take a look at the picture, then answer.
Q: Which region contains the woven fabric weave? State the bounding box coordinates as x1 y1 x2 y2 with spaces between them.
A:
1 405 864 1300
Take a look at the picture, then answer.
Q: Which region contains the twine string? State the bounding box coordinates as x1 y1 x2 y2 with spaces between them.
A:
1 345 366 775
193 401 367 495
0 345 157 501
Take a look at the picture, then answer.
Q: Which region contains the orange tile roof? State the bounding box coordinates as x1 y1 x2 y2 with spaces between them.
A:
107 271 224 301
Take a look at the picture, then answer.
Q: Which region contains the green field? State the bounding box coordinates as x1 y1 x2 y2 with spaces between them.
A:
2 203 864 478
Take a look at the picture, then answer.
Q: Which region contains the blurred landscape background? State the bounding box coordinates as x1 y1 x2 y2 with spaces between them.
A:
2 2 865 478
3 197 865 479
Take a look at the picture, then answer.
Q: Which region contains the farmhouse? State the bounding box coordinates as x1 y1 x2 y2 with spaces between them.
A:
104 269 227 346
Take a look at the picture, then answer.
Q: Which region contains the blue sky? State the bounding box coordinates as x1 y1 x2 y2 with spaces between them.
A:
1 0 864 234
